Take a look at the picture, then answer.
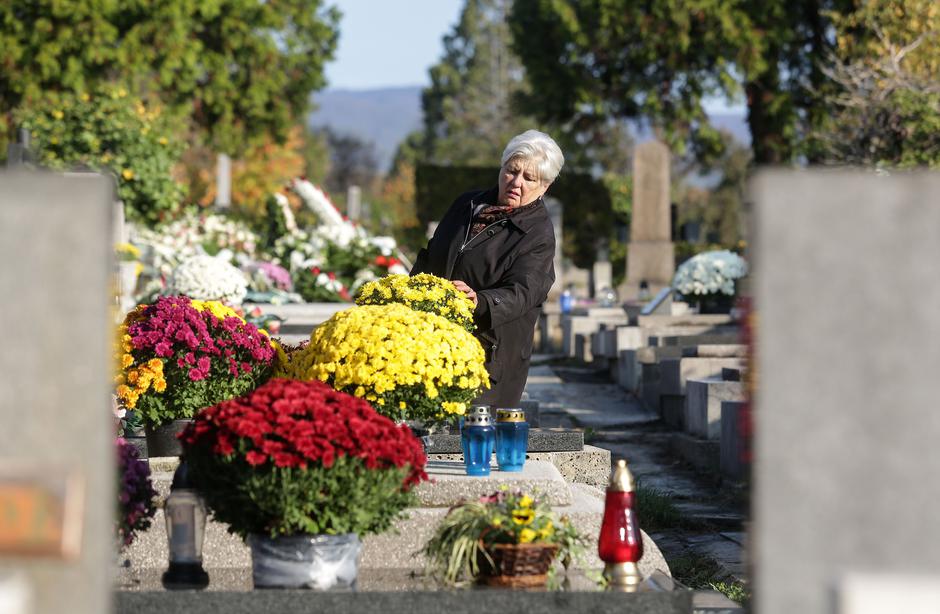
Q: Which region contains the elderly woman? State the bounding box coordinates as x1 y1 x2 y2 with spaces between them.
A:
412 130 563 407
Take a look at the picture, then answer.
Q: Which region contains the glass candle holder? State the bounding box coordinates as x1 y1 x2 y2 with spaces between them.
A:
495 409 529 472
461 406 494 476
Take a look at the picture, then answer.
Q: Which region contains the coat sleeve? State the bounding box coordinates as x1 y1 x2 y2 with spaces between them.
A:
474 230 555 329
411 245 430 275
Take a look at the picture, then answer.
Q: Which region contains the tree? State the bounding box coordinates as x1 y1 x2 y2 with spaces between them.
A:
811 2 940 167
508 0 859 165
0 0 339 156
320 128 380 201
417 0 538 166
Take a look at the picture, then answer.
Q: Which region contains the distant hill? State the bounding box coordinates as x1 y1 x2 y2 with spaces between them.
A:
309 86 750 173
309 86 423 173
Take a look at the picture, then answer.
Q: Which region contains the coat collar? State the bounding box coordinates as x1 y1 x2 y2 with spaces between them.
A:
468 186 548 235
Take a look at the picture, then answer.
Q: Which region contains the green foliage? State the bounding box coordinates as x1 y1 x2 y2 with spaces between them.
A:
634 484 683 532
507 0 858 165
260 195 290 253
710 580 751 605
414 164 614 269
136 364 268 427
809 3 940 168
16 88 185 226
0 0 339 156
187 452 417 538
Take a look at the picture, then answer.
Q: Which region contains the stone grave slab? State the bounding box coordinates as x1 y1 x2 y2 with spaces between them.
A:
685 379 745 439
425 428 582 455
413 459 574 507
681 344 746 358
751 170 940 614
720 401 747 482
0 171 115 614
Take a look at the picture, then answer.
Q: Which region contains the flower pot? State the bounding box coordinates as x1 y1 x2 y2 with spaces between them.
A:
695 293 735 314
144 420 192 458
478 542 559 588
248 533 361 590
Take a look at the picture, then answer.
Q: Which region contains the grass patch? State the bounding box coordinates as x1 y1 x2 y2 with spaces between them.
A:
710 580 750 605
667 551 750 605
634 483 683 532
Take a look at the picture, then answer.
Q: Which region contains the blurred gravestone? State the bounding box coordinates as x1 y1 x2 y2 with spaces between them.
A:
751 170 940 614
0 171 115 614
625 141 675 298
544 196 564 301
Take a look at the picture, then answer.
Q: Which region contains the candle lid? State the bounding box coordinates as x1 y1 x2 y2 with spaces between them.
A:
465 412 492 426
495 409 526 422
608 459 635 493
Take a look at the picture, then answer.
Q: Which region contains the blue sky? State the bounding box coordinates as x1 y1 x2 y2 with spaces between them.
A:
325 0 464 90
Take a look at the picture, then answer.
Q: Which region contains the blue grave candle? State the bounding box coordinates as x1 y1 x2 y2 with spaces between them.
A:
461 406 494 476
495 409 529 472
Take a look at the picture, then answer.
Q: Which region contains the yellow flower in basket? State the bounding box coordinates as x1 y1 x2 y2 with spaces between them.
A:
278 303 489 425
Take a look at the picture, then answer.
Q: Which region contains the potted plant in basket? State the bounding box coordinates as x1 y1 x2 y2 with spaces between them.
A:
179 378 428 589
422 489 587 588
672 250 748 314
278 302 489 426
115 295 276 456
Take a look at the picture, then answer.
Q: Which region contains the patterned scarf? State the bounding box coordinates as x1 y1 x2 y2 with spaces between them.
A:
469 197 542 240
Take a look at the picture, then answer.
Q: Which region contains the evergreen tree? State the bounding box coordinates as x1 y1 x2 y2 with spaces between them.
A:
418 0 537 166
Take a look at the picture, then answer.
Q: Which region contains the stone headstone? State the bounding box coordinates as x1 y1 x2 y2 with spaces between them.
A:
0 171 115 614
751 170 940 614
591 260 613 298
346 185 362 221
544 196 564 300
625 141 675 296
215 153 231 208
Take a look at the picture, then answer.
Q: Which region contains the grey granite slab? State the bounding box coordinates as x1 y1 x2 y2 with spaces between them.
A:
425 428 583 454
115 586 692 614
415 460 571 506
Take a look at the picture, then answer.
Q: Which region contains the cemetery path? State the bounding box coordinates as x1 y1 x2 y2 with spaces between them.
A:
525 357 748 586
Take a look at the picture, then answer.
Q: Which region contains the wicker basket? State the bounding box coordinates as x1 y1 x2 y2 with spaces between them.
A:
479 542 559 588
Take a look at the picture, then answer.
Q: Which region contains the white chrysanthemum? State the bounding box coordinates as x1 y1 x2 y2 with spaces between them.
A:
672 250 748 297
169 254 248 305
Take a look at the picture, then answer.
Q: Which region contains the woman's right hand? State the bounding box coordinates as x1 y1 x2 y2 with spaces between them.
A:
452 279 477 307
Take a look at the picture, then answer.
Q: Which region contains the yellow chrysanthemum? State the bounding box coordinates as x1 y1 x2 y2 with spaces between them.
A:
355 273 475 331
519 495 533 509
279 303 487 423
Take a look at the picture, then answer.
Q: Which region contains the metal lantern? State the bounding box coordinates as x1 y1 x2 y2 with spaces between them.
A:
598 459 643 591
162 460 209 590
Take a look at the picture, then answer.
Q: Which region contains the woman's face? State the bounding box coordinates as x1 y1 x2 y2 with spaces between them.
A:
497 157 549 207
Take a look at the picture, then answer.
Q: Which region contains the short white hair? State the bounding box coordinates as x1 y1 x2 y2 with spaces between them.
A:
500 130 564 185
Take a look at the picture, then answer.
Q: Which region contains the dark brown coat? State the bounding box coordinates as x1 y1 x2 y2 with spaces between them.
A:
411 187 555 407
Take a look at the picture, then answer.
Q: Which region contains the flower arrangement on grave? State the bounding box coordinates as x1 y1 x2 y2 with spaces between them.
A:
179 378 427 538
278 303 488 424
293 266 352 302
116 438 157 548
115 296 276 426
672 250 748 298
168 254 249 306
15 87 184 227
672 249 748 313
355 273 476 331
422 489 587 587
